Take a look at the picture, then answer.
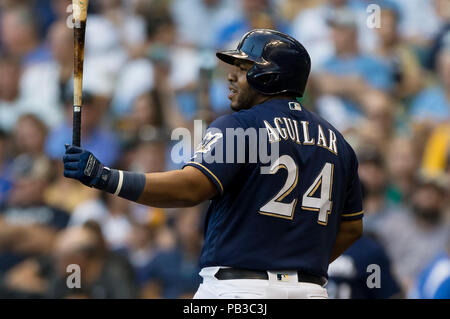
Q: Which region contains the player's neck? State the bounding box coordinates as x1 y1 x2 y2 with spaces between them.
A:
254 94 298 106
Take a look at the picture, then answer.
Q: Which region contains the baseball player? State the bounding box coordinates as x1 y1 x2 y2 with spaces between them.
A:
63 29 363 299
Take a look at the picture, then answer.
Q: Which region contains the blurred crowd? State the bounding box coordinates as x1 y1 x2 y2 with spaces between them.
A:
0 0 448 299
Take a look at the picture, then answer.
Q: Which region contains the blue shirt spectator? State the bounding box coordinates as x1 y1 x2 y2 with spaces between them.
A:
291 0 379 70
139 248 201 298
119 245 201 298
323 55 394 92
0 161 13 211
0 155 71 274
216 19 291 50
409 251 450 299
317 54 394 129
0 131 12 210
214 0 290 50
409 86 450 123
314 8 395 130
46 125 120 167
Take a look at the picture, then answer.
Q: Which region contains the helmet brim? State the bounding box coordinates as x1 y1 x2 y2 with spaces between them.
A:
216 50 261 66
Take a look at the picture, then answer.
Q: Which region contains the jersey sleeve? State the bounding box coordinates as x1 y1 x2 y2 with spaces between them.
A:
183 114 247 195
341 148 364 221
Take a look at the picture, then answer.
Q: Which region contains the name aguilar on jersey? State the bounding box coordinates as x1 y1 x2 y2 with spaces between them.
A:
192 102 339 165
263 117 338 156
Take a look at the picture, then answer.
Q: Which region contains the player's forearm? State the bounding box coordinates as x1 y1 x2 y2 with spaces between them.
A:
63 147 218 208
137 170 212 208
329 219 363 263
102 168 213 208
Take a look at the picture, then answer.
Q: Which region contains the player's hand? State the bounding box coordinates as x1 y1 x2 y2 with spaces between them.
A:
63 144 106 188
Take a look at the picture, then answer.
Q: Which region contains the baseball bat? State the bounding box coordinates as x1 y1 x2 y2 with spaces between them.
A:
72 0 89 147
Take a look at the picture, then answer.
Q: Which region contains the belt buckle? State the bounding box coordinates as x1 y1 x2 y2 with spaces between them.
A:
268 270 298 283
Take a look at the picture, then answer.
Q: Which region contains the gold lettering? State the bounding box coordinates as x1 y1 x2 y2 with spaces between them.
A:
264 120 280 143
283 117 296 141
301 121 315 145
293 120 301 144
274 117 288 140
328 129 338 155
317 125 328 148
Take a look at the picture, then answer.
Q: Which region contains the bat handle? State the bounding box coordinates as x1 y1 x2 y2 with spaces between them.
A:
72 105 82 147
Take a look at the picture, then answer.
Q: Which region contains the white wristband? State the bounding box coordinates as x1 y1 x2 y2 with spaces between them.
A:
114 170 124 196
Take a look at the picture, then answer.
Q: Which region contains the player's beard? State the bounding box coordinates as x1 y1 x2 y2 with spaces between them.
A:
230 87 262 111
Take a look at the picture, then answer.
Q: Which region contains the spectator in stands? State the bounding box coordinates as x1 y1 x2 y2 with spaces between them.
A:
124 221 161 294
355 91 396 152
391 0 445 45
94 0 146 55
374 1 424 100
426 0 450 71
48 222 138 298
385 137 420 204
409 235 450 299
116 89 185 150
0 155 69 275
312 8 394 131
0 6 51 65
216 0 287 50
124 207 202 299
291 0 378 70
327 232 403 299
420 122 450 179
171 206 204 298
410 45 450 124
116 91 165 147
19 20 74 129
0 54 26 132
69 193 133 251
45 90 120 167
171 0 238 49
13 114 48 158
1 114 52 214
375 179 449 291
356 146 402 233
0 129 12 210
138 7 202 123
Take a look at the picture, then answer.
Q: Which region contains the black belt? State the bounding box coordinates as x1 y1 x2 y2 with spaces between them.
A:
215 268 327 287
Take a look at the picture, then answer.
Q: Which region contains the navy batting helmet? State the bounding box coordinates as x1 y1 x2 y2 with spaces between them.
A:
216 29 311 97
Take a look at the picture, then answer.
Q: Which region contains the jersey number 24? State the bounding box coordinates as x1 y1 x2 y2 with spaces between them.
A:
259 155 334 225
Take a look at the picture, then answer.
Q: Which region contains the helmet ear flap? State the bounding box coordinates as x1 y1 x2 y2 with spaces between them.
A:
247 67 281 94
256 73 279 86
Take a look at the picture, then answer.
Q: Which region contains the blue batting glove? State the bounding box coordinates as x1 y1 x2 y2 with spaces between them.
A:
63 144 109 188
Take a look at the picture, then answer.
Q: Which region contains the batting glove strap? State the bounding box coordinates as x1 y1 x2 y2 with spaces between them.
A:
84 154 105 187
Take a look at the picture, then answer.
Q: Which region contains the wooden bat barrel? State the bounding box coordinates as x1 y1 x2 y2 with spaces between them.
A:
72 0 89 147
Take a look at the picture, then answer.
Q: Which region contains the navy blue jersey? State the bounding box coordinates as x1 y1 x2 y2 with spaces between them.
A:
184 98 363 277
327 234 402 299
